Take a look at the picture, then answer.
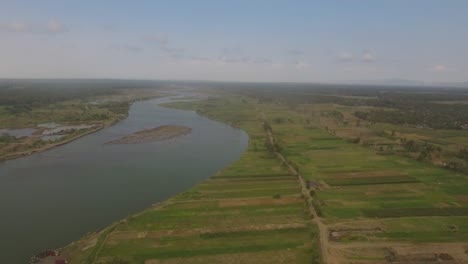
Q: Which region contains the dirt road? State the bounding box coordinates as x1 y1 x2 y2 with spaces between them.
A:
264 122 331 264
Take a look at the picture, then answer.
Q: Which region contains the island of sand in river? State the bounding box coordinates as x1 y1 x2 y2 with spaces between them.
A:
106 125 192 144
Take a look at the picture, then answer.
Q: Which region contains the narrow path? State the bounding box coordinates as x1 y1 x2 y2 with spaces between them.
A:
263 121 331 264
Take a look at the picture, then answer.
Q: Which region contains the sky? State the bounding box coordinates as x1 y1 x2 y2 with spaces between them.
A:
0 0 467 83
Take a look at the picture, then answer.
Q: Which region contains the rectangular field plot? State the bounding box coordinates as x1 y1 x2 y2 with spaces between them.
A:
361 207 468 218
329 216 468 243
97 225 317 263
175 187 300 200
317 182 460 219
325 175 420 186
211 173 291 179
218 151 289 176
195 179 299 191
121 202 308 231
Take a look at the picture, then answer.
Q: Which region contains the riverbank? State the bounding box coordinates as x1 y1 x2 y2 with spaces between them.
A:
0 93 162 162
1 93 248 264
60 91 468 264
1 124 107 162
59 95 319 264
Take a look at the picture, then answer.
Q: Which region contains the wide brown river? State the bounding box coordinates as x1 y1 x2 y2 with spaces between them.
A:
0 93 248 263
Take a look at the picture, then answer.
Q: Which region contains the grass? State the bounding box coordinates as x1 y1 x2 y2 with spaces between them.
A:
62 91 468 263
0 89 162 159
254 94 468 261
325 175 420 186
63 95 320 264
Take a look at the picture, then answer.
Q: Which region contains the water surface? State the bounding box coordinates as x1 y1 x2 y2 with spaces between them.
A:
0 93 248 263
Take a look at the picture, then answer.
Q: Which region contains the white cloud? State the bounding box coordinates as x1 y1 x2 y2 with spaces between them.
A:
271 62 284 69
190 55 273 66
109 43 143 53
433 64 447 72
429 64 457 73
192 56 308 70
161 46 185 55
189 56 212 64
0 21 30 32
337 51 376 63
362 51 375 62
142 34 185 55
287 49 304 56
241 56 272 64
46 20 67 34
142 34 169 46
0 20 68 34
341 65 377 73
338 52 354 62
222 47 243 56
294 61 311 69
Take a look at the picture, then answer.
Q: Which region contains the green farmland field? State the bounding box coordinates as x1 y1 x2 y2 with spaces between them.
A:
63 90 468 264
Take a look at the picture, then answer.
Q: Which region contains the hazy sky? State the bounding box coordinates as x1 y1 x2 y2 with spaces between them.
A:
1 0 467 83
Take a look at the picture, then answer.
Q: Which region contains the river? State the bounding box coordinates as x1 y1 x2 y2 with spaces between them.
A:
0 92 248 263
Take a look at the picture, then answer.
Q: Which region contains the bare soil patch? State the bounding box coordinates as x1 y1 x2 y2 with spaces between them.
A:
457 195 468 203
106 125 191 144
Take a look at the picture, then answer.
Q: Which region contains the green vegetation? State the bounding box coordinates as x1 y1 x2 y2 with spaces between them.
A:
0 133 17 143
62 95 319 264
62 84 468 263
0 80 163 160
325 175 420 186
223 85 468 262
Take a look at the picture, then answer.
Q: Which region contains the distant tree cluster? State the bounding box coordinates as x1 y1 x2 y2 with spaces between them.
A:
215 83 468 130
400 138 441 160
354 103 468 129
0 79 165 112
444 148 468 173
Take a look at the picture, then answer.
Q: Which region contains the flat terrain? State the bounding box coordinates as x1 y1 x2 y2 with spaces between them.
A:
164 93 468 263
61 96 319 264
0 80 165 161
106 125 191 144
61 86 468 263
